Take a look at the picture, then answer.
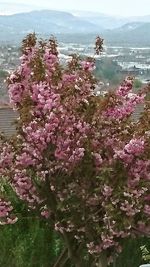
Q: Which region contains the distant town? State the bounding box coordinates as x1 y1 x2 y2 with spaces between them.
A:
1 40 150 101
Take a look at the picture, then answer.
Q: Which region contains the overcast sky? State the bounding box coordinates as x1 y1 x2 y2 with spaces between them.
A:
1 0 150 17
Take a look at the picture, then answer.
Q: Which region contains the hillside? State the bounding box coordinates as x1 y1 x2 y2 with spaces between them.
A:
103 22 150 46
0 9 150 46
0 10 102 42
73 11 150 29
73 11 128 29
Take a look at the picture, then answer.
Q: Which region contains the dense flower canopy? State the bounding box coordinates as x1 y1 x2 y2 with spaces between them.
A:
0 34 149 265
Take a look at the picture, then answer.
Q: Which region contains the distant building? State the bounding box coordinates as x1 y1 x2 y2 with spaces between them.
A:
121 66 142 76
0 105 18 137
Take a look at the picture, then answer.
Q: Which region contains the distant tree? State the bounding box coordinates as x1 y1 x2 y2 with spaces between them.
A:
0 34 149 267
0 69 9 79
134 79 143 90
94 59 123 85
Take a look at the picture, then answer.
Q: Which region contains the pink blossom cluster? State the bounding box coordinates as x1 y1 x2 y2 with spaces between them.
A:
116 77 133 97
129 159 150 184
8 46 36 106
81 60 95 71
0 143 14 173
31 82 61 113
104 94 145 120
12 170 40 207
0 199 18 225
115 138 145 164
104 77 145 120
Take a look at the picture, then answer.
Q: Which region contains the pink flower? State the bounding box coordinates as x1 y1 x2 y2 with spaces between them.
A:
124 138 145 156
81 61 95 71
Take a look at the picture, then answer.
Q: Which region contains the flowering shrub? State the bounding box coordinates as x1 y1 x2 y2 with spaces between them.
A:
0 34 149 266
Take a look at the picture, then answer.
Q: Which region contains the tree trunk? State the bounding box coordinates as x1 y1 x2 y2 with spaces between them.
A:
97 252 107 267
53 248 68 267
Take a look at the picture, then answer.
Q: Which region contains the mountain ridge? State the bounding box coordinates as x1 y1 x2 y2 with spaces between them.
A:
0 9 102 37
0 9 150 45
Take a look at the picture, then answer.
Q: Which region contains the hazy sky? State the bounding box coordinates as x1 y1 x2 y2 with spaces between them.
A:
2 0 150 17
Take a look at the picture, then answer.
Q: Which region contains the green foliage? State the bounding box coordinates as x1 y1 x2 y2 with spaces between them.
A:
141 245 150 263
111 237 150 267
0 69 9 79
0 181 149 266
94 58 123 84
0 218 64 267
1 182 149 267
134 79 143 89
0 183 64 267
0 221 149 267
